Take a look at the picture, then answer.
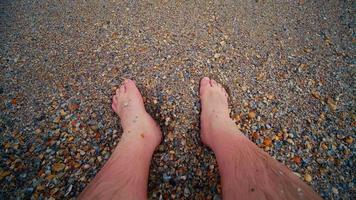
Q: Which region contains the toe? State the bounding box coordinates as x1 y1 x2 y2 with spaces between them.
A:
112 96 119 112
112 95 118 103
200 77 210 86
200 77 211 95
123 79 143 98
215 82 228 97
111 102 117 112
221 87 228 98
119 83 126 94
124 79 136 89
210 79 217 87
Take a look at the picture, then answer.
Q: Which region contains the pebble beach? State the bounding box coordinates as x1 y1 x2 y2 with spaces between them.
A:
0 0 355 199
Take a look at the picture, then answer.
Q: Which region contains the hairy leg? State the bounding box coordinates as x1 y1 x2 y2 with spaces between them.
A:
199 77 322 200
79 79 161 200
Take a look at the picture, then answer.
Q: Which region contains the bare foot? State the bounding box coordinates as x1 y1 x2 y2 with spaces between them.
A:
112 79 162 148
199 77 322 200
79 79 161 200
199 77 241 148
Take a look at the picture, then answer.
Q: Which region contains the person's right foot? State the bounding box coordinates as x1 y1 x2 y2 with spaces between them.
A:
112 79 162 148
199 77 241 148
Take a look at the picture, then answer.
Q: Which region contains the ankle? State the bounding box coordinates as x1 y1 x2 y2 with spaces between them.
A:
114 134 158 158
209 128 246 152
120 112 162 147
201 114 239 148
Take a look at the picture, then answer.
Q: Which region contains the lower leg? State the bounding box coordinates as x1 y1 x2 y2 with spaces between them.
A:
199 77 321 200
211 131 321 200
79 79 161 200
79 133 157 199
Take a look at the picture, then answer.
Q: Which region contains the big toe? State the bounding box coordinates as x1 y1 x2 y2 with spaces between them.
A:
123 79 145 105
200 77 211 94
201 77 210 86
124 79 136 90
123 79 141 95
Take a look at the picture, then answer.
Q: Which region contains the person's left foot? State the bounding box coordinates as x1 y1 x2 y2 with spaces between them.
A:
112 79 162 147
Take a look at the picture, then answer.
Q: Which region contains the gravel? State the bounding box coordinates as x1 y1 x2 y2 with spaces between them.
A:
0 0 355 199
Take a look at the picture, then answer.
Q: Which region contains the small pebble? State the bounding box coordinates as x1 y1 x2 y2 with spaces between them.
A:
332 187 339 194
184 187 190 197
287 139 295 145
248 111 256 119
304 174 312 182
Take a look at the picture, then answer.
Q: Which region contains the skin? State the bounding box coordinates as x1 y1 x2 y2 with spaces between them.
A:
79 79 161 200
79 77 322 200
199 77 322 200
